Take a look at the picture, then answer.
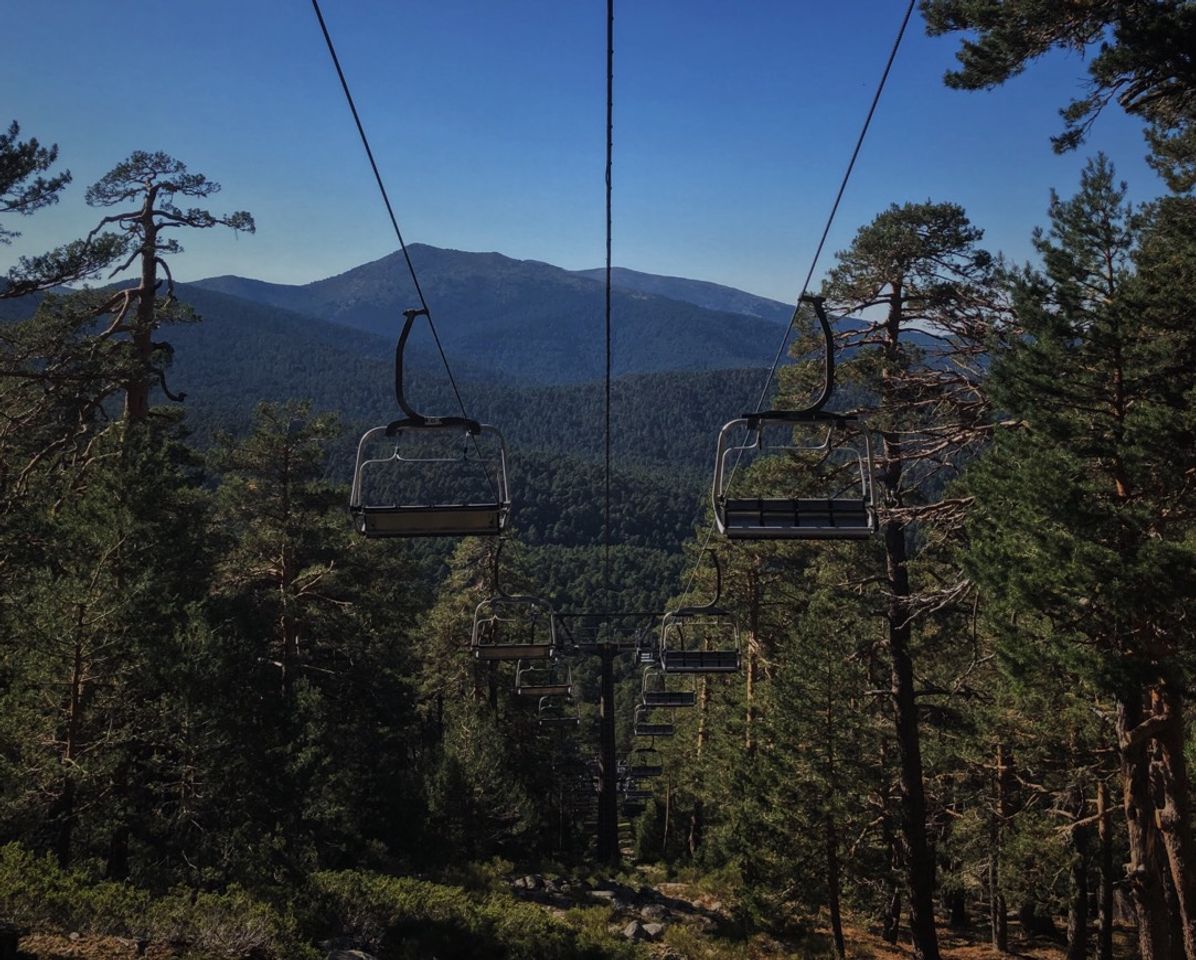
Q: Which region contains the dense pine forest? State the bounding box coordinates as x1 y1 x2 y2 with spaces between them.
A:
3 3 1196 960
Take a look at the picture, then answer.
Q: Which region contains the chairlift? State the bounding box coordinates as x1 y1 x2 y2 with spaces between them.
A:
473 594 556 661
634 624 659 665
712 295 876 540
350 307 510 537
659 555 741 674
627 746 663 780
633 704 675 738
515 659 574 698
537 695 581 727
641 666 697 708
472 541 557 661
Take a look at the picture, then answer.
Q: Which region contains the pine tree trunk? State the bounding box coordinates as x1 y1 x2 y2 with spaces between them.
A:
1118 693 1176 960
1150 684 1196 960
827 814 847 960
990 855 1008 953
879 742 902 944
689 798 704 858
125 187 159 422
690 676 709 857
1097 779 1114 960
745 568 759 753
1067 822 1090 960
884 516 941 960
991 742 1010 953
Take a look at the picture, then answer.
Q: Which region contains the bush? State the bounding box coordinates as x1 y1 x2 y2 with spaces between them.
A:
309 869 639 960
0 844 148 935
0 844 315 959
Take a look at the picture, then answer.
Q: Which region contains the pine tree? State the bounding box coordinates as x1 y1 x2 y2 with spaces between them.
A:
963 156 1196 960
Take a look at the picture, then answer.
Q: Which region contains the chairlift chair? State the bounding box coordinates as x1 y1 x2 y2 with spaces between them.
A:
633 704 675 738
659 555 741 675
712 295 876 541
641 666 697 708
472 593 556 662
627 746 664 780
537 695 581 727
350 308 510 537
515 659 573 698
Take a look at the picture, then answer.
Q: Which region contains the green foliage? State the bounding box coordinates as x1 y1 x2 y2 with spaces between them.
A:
308 870 638 960
0 844 314 959
922 0 1196 190
0 120 71 243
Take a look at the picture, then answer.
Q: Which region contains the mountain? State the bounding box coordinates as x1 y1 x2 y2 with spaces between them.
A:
193 244 790 384
572 265 795 324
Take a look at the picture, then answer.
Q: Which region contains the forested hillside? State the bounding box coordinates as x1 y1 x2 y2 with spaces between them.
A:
4 5 1196 959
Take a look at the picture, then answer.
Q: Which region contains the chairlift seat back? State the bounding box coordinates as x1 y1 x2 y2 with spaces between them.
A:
661 649 741 673
475 643 553 662
721 497 873 540
643 689 697 707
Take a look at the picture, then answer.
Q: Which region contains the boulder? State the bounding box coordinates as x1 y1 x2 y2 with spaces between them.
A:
642 922 666 941
640 904 667 922
622 920 645 942
326 952 378 960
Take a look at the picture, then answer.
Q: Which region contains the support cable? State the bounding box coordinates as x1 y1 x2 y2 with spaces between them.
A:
677 0 916 603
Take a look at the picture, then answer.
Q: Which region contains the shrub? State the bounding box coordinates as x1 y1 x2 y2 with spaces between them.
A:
0 844 314 959
309 869 639 960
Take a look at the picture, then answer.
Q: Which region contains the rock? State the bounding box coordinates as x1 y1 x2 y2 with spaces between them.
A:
326 952 377 960
69 932 81 942
589 889 618 903
543 878 560 894
640 904 667 922
512 876 529 889
642 922 666 941
622 920 645 941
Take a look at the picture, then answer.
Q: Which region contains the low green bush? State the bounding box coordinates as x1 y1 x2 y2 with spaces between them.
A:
309 869 639 960
0 844 315 959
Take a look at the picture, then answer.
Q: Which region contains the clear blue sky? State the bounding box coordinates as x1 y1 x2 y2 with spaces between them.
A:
3 1 1162 304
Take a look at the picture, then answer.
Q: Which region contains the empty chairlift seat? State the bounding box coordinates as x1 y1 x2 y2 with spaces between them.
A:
472 594 556 661
350 419 510 537
349 306 511 538
627 746 664 780
713 411 876 540
710 294 877 541
659 606 741 675
641 666 697 707
515 659 573 698
537 695 580 726
633 704 675 738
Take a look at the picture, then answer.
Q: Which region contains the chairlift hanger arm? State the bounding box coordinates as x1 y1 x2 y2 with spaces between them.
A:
746 294 840 423
391 306 483 433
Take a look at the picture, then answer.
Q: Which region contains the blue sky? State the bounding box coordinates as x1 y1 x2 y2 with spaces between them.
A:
3 1 1162 303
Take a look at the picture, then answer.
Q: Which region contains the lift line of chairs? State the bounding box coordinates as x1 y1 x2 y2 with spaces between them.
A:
349 298 876 743
351 296 875 543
